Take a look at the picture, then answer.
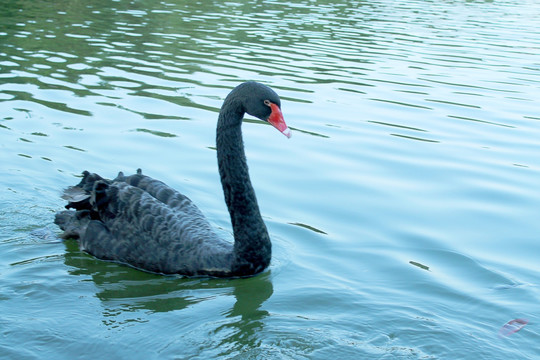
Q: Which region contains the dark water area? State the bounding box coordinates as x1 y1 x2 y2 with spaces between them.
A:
1 0 540 359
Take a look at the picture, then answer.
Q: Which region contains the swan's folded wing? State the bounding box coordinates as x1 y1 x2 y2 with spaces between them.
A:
120 171 208 219
82 181 233 274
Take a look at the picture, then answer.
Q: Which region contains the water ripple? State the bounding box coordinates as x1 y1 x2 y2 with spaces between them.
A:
2 0 540 359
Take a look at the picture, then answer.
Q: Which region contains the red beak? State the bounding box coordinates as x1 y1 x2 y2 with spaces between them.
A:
267 103 291 138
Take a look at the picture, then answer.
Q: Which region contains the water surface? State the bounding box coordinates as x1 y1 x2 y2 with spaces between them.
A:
1 0 540 359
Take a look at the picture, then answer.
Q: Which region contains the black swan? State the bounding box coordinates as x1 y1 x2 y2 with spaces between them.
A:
55 81 291 277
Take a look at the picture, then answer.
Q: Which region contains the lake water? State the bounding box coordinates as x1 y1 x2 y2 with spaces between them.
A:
1 0 539 358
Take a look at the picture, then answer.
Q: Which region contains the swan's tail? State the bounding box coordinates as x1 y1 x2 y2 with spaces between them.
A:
56 170 111 238
55 210 91 239
55 169 143 240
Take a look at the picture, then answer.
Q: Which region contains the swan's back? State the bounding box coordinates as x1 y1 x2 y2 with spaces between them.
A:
55 170 234 276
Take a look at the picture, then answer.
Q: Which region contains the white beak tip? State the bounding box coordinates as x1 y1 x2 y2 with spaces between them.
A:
282 127 292 138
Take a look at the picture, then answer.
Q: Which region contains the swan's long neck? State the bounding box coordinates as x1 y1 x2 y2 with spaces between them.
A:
216 103 271 276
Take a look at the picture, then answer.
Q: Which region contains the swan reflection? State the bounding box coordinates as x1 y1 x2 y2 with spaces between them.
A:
63 238 273 353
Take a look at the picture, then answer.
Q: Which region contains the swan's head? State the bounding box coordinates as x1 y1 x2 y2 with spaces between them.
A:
236 81 291 138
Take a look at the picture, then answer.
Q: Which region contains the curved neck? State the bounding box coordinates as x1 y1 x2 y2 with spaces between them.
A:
216 104 271 276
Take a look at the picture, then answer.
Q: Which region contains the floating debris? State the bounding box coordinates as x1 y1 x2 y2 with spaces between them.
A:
409 261 430 271
288 222 327 235
498 318 529 338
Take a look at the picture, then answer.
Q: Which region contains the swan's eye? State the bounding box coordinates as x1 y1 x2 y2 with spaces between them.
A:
263 100 271 106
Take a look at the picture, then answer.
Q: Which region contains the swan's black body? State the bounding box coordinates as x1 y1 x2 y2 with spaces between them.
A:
55 81 290 277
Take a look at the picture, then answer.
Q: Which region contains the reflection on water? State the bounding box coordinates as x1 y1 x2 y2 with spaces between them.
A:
63 238 273 356
63 238 273 311
2 0 540 358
